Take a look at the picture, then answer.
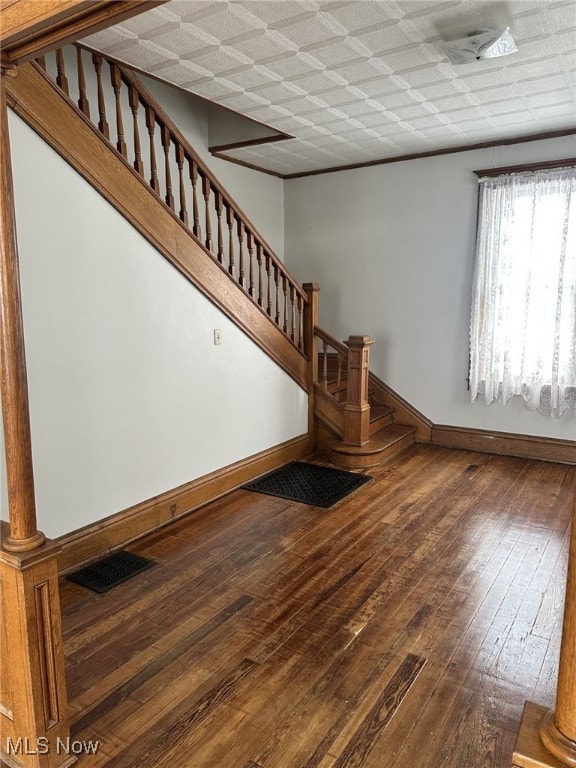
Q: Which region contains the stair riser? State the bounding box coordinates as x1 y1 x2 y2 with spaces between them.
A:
369 413 394 435
328 433 415 469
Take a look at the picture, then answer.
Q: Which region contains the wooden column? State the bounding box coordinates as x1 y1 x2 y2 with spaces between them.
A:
0 75 43 553
0 73 74 768
302 283 320 446
342 335 373 447
513 478 576 768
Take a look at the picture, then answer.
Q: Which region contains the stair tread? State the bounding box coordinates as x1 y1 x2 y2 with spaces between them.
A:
329 423 416 456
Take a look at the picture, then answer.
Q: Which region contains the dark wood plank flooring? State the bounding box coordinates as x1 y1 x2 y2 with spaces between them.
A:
56 445 574 767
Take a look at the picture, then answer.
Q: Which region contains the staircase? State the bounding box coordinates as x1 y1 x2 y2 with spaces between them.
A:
312 327 416 468
7 44 418 472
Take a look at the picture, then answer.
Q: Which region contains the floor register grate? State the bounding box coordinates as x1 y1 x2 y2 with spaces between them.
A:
67 550 156 593
242 461 372 508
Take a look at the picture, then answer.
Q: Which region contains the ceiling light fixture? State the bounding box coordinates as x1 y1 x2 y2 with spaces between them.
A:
440 27 518 65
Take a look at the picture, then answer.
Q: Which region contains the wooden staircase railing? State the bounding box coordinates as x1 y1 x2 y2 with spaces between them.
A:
36 45 308 354
15 45 418 469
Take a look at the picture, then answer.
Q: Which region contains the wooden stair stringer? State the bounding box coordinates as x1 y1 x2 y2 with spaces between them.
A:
5 61 308 390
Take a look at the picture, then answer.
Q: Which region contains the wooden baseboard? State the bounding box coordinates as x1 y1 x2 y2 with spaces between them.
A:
56 434 310 573
432 425 576 465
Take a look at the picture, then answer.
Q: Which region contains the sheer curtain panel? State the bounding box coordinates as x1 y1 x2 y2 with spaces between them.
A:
470 167 576 417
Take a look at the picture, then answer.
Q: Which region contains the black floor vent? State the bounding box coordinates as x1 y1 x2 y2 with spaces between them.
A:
67 550 156 594
242 461 371 508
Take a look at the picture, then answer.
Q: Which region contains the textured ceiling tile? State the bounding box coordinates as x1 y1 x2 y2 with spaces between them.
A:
83 0 576 175
243 1 320 27
189 6 265 42
226 30 299 59
275 17 346 49
192 46 254 73
323 1 403 32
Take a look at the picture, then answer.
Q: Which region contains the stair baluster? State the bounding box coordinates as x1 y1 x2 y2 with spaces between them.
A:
128 86 144 177
247 230 255 298
298 293 304 351
145 106 160 195
92 53 110 140
265 254 272 316
76 47 90 117
321 340 329 391
215 192 224 263
55 48 69 96
161 123 174 210
110 63 127 158
237 219 245 288
282 275 288 334
256 243 264 307
226 205 235 277
176 144 188 225
202 175 212 251
189 159 201 239
274 266 280 325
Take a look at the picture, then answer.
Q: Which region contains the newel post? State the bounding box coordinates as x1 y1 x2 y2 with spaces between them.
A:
0 74 75 768
513 476 576 768
302 283 320 442
342 335 373 447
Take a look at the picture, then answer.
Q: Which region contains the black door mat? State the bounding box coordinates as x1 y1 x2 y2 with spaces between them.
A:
242 461 371 508
67 550 156 594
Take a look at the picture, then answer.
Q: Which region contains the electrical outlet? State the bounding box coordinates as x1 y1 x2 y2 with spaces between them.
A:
214 329 222 345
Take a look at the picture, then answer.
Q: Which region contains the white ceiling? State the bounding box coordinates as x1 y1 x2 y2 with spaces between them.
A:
83 0 576 176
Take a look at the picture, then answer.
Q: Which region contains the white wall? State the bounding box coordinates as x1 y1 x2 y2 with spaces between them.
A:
285 136 576 440
0 113 307 539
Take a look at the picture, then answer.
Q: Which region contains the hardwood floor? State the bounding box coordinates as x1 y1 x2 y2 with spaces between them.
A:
55 445 574 768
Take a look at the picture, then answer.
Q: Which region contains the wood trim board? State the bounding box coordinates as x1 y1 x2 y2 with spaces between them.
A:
0 0 165 65
432 425 576 465
474 157 576 177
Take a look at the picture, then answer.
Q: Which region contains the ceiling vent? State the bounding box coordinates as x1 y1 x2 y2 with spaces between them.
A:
440 27 518 65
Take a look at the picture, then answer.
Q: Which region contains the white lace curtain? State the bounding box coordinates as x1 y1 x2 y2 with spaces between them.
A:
470 167 576 417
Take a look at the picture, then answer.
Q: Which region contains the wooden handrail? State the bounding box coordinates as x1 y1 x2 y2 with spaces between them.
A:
36 44 308 353
314 326 349 356
314 327 348 396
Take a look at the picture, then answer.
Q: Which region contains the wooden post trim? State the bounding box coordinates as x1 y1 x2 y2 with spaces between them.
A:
513 476 576 767
0 76 44 552
343 335 373 447
539 473 576 765
0 544 76 768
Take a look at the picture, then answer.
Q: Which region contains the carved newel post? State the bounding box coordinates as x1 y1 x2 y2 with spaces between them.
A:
0 73 75 768
342 335 374 447
513 476 576 767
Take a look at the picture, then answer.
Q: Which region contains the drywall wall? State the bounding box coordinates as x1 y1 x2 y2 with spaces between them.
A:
285 136 576 439
0 112 306 539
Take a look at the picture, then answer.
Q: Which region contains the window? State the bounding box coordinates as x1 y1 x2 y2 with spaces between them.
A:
469 166 576 417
